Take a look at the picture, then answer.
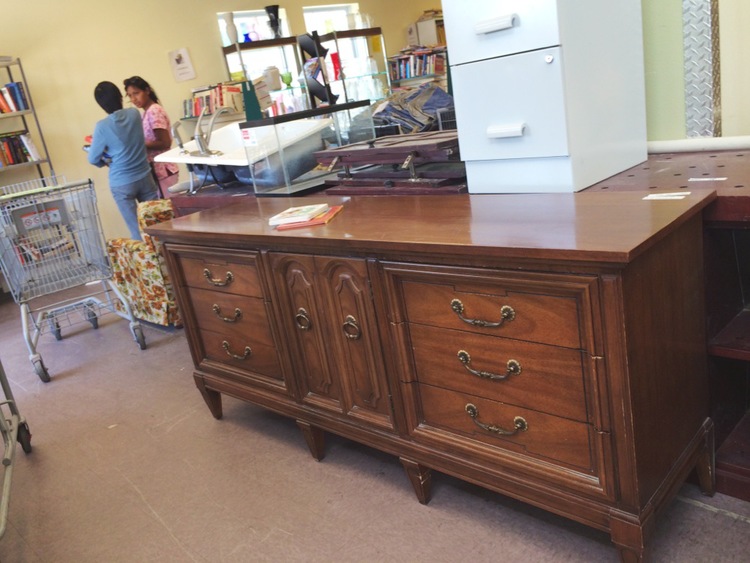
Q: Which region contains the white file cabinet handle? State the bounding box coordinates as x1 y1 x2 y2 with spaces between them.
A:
486 123 526 139
474 14 518 36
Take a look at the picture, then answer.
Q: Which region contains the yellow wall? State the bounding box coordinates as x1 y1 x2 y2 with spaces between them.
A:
0 1 746 236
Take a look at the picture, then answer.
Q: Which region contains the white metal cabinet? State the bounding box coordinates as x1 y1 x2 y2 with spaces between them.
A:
443 0 647 193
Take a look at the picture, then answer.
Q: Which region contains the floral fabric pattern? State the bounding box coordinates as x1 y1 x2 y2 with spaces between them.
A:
107 199 181 327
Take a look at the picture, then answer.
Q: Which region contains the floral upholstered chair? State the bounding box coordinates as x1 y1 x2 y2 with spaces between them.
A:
107 199 181 327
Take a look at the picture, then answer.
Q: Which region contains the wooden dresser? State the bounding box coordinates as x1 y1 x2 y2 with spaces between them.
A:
148 191 716 561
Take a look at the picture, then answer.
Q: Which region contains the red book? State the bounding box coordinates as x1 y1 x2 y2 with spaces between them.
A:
275 205 343 230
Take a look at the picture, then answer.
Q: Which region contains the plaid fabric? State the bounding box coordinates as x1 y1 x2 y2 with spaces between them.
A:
107 199 181 327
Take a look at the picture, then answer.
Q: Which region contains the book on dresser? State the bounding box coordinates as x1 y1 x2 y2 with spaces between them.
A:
268 203 330 226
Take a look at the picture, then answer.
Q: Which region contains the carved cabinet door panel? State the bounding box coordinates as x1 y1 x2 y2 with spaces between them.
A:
270 253 342 412
270 252 395 430
315 256 394 430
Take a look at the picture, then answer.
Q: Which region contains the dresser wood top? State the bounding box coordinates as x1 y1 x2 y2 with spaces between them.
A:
148 190 715 264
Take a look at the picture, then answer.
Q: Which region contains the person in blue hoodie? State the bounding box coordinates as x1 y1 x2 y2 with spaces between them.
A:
87 81 158 240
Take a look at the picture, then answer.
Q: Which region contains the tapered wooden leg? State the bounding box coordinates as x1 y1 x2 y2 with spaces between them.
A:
609 510 648 563
297 420 325 461
696 418 716 496
400 457 432 504
194 375 222 419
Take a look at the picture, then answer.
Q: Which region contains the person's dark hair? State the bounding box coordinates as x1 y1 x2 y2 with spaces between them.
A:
94 81 123 114
123 76 159 104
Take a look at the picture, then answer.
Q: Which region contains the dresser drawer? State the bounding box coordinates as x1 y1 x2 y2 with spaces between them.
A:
410 324 587 421
189 287 275 347
178 253 263 298
443 0 560 66
451 49 568 162
415 384 593 472
199 329 284 381
401 278 582 349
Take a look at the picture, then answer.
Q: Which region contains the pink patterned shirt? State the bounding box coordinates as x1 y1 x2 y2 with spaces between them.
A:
142 103 178 181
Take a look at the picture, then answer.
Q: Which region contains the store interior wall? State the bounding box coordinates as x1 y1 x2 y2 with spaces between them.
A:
1 0 748 239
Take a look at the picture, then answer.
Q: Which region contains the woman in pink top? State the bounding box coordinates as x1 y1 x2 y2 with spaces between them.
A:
123 76 179 198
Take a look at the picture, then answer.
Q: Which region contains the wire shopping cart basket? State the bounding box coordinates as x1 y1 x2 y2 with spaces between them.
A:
0 357 31 539
0 176 146 382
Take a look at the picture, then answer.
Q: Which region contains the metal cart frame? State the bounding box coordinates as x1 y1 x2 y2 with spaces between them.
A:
0 358 31 539
0 177 146 382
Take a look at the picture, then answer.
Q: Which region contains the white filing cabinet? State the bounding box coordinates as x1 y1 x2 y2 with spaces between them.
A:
442 0 647 193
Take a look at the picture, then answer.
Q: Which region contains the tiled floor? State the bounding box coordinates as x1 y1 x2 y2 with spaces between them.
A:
0 297 749 562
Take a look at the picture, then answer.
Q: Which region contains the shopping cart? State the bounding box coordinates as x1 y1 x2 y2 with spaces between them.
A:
0 357 31 539
0 177 146 382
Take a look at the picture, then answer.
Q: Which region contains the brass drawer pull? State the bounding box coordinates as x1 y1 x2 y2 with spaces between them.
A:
203 268 234 287
222 341 252 360
342 314 362 340
212 304 242 322
450 299 515 328
457 350 521 381
295 307 312 331
465 403 528 435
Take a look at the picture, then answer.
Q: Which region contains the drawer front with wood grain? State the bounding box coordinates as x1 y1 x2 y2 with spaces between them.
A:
179 253 263 298
416 384 596 474
189 287 275 347
410 324 588 421
400 277 584 349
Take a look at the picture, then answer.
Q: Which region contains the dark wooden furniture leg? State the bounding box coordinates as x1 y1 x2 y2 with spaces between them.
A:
400 457 432 504
297 420 326 461
194 376 222 419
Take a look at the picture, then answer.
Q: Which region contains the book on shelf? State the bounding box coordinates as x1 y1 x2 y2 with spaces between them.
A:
0 89 12 113
0 131 41 166
5 82 27 110
268 203 330 226
275 205 343 230
183 81 248 118
0 87 17 112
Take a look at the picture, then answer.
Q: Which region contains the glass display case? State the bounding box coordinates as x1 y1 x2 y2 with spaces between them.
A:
319 27 391 104
222 37 309 115
238 100 375 196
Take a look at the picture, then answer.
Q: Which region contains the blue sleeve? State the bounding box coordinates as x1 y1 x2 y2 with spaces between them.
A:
87 121 108 167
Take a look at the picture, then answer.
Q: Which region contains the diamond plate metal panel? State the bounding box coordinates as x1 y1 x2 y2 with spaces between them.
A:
683 0 721 137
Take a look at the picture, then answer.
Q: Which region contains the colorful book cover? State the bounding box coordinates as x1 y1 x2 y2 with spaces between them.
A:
275 205 343 230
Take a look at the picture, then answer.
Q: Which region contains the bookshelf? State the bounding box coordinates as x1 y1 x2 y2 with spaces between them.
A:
0 57 53 179
388 47 447 91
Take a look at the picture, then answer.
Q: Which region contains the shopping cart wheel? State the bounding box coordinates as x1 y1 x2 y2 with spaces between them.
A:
17 422 32 454
133 325 146 350
49 317 62 341
33 359 50 383
85 304 99 329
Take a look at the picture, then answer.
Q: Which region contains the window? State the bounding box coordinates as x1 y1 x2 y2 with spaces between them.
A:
217 9 290 47
302 4 360 35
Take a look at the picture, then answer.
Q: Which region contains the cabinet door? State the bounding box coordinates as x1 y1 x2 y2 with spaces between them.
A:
316 256 393 428
271 253 341 411
270 253 395 430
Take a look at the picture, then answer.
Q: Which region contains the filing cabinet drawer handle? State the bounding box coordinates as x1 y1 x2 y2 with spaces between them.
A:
203 268 234 287
474 13 518 36
465 403 528 435
212 304 242 323
342 315 362 340
457 350 521 381
487 123 526 139
222 341 252 360
450 299 515 328
295 307 312 331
